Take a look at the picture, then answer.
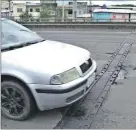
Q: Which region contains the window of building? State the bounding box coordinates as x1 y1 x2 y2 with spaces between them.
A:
17 8 22 12
30 8 33 12
36 8 40 12
68 9 73 14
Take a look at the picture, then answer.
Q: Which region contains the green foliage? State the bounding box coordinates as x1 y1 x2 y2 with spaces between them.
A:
40 7 51 18
19 11 33 22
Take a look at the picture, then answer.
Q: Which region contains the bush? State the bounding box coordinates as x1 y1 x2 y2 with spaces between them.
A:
20 11 33 22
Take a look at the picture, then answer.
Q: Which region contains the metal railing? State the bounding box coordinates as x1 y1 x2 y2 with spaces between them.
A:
7 16 136 23
12 17 91 23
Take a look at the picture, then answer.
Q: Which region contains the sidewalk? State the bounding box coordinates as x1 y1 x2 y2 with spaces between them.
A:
91 46 136 129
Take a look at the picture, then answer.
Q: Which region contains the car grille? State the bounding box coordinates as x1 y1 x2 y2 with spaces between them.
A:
66 90 84 103
80 58 92 74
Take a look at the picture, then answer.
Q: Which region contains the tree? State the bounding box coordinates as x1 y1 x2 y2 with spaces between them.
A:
40 0 57 21
40 7 51 18
19 11 33 22
40 7 52 21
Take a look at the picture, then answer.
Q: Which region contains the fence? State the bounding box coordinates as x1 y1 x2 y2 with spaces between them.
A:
7 16 136 23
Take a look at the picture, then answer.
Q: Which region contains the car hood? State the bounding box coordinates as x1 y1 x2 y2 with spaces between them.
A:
2 40 90 75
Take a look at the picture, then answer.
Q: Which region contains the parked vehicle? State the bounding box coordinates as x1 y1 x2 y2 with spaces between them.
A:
1 18 97 121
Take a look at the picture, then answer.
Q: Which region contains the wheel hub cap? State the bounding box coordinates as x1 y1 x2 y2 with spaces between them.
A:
1 87 25 116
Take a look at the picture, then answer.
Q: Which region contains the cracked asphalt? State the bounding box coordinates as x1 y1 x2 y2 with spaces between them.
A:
1 29 136 129
91 38 136 129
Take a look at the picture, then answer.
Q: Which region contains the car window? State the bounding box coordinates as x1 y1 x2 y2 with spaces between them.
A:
1 19 44 47
4 20 31 31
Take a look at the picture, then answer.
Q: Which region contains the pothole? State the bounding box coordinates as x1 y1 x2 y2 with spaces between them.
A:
112 69 128 85
116 69 127 80
112 65 136 85
65 105 86 117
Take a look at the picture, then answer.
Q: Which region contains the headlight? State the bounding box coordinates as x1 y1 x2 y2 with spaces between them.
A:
50 68 80 85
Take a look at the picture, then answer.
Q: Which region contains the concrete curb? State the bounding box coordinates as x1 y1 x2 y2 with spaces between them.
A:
22 24 136 30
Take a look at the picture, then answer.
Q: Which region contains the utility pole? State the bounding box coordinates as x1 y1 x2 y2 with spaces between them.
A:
62 0 64 21
8 0 11 10
89 0 93 21
86 0 88 14
8 0 11 18
73 0 77 20
55 0 57 21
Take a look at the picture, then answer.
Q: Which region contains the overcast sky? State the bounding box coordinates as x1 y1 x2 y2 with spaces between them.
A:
57 0 136 5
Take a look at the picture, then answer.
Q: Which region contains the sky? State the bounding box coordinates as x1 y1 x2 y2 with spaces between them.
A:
56 0 136 6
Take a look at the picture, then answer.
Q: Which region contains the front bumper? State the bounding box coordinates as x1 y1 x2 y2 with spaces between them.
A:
28 60 97 111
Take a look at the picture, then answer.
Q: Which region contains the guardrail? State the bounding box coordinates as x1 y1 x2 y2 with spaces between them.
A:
11 17 136 23
22 23 136 30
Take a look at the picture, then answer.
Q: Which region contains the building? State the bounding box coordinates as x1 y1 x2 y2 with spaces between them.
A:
56 5 73 18
1 0 13 18
72 0 91 5
76 13 91 18
1 10 11 18
56 1 88 19
40 0 57 18
11 0 58 20
26 2 41 18
12 1 27 19
107 6 136 11
1 0 11 10
87 5 101 16
40 0 56 4
69 1 88 18
92 9 136 22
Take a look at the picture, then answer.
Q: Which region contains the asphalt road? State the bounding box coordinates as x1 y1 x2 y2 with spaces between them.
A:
36 30 129 74
2 29 136 129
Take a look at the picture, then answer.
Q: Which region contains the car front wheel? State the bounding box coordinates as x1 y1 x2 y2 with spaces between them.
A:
1 80 36 121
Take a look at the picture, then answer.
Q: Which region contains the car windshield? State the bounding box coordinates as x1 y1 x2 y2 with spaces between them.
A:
1 19 44 50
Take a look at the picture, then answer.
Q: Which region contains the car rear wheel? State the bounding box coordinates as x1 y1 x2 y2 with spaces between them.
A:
1 80 36 121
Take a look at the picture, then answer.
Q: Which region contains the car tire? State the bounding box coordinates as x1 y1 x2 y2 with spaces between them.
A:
1 80 36 121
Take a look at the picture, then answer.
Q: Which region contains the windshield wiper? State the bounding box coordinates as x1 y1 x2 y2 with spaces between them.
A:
20 29 37 34
1 39 45 51
20 29 28 31
20 29 31 32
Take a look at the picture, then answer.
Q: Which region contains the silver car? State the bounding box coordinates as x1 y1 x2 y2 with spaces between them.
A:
1 18 97 121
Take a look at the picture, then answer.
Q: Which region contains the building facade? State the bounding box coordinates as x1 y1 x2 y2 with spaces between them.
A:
92 9 136 22
26 2 41 18
92 12 110 22
1 0 11 10
11 0 58 20
12 1 27 19
56 1 89 19
1 0 13 18
131 13 136 22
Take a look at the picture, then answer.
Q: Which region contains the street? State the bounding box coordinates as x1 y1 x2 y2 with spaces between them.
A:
2 29 136 129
